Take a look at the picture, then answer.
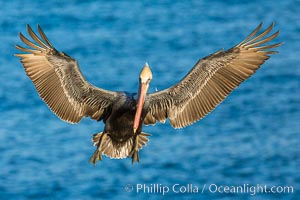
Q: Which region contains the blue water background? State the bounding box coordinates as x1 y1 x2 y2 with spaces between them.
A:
1 0 299 199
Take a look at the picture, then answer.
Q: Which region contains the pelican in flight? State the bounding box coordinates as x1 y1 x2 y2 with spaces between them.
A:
15 23 281 164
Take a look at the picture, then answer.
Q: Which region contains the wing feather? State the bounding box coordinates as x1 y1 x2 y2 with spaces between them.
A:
146 23 282 128
15 25 118 123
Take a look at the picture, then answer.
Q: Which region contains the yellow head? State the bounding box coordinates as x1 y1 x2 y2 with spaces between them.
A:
139 62 152 84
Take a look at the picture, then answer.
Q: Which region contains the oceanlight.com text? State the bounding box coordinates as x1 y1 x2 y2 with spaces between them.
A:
124 183 294 196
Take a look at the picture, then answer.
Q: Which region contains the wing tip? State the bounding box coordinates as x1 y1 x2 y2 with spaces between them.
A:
237 22 282 53
238 22 280 46
16 24 56 55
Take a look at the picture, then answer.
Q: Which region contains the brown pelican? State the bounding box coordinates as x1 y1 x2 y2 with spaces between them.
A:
15 23 281 164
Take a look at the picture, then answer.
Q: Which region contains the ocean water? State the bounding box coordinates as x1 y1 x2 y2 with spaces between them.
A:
1 0 299 199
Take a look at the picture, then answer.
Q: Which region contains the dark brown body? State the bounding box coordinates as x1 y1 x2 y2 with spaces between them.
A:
88 92 151 163
104 92 147 142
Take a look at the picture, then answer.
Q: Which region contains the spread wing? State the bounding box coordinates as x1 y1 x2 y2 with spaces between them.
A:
15 25 118 123
144 22 282 128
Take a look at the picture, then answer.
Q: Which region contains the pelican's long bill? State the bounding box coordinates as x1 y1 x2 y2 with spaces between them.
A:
133 82 148 133
133 63 152 133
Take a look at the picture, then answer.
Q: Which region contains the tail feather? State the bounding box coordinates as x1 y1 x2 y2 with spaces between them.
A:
90 132 151 164
92 132 102 146
137 132 151 149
